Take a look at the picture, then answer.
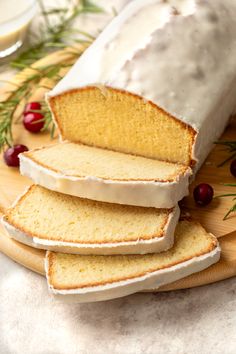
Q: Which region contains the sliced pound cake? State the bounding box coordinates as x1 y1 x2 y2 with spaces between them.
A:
2 185 180 255
47 0 236 168
45 219 220 303
19 143 191 208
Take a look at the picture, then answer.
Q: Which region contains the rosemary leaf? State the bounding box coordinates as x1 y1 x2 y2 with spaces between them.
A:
223 183 236 187
223 204 236 221
216 140 236 166
215 136 236 219
216 184 236 220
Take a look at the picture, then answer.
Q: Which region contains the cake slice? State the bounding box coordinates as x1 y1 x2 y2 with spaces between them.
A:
47 0 236 168
19 143 191 208
45 219 220 303
2 185 180 255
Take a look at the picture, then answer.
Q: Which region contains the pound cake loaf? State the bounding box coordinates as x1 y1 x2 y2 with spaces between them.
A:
47 0 236 168
20 142 191 208
2 185 180 255
45 219 220 303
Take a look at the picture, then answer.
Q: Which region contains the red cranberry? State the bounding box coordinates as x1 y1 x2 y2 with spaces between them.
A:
230 159 236 178
23 102 41 116
193 183 214 206
4 144 28 167
23 112 45 133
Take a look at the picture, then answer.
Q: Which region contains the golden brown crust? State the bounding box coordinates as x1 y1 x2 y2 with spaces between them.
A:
48 86 197 167
47 252 55 284
47 234 217 290
22 144 190 183
4 186 172 244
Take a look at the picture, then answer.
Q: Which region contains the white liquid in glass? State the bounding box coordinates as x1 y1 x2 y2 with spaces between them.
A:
0 0 37 57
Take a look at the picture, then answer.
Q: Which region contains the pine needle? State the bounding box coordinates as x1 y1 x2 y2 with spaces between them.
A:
215 141 236 167
216 184 236 220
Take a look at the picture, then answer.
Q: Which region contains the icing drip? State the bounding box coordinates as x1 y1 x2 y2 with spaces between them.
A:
48 0 236 166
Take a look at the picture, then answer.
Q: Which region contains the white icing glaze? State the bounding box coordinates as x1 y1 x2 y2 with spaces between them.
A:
45 242 221 303
48 0 236 167
2 205 179 255
19 154 191 208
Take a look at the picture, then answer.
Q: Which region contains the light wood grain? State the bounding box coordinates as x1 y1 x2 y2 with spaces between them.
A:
0 224 45 275
0 47 235 292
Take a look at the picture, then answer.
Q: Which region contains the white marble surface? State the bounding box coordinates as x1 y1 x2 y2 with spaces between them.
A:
0 1 236 353
1 251 236 354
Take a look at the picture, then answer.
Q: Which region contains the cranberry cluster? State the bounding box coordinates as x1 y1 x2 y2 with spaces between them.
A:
23 102 44 133
4 102 44 167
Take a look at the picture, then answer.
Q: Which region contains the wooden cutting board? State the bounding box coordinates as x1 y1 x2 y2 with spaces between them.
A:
0 47 235 292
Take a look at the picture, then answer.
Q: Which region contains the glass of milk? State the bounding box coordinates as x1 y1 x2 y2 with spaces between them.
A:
0 0 38 58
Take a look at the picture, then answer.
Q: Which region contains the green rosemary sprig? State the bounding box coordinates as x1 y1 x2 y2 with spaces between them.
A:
10 0 102 68
216 184 236 220
215 139 236 219
215 140 236 167
0 60 75 151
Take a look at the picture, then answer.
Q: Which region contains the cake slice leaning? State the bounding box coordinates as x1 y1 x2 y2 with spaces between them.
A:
2 185 180 255
45 219 220 303
19 142 191 208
